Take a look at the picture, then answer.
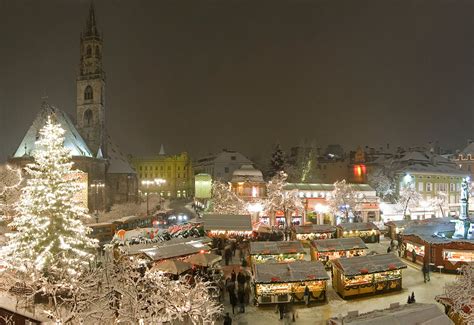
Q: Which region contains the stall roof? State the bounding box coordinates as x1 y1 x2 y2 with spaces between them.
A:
328 303 453 325
312 237 368 253
141 240 211 261
337 222 380 232
250 241 306 255
295 224 336 234
120 236 211 255
202 214 253 232
384 220 414 227
403 221 474 244
254 261 329 283
333 253 407 276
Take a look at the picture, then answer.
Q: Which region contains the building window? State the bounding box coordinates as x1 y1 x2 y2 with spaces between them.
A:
450 183 455 192
426 182 432 192
95 45 101 58
86 45 92 57
139 166 142 171
168 166 171 170
84 109 93 126
231 156 236 160
418 182 423 192
84 85 93 100
155 166 158 170
177 166 180 171
177 173 181 178
224 167 229 173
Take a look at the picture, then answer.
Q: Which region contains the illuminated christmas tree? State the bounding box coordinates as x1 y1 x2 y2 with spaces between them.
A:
2 116 97 278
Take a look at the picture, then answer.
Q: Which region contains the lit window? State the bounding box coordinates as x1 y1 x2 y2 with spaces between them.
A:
426 183 432 192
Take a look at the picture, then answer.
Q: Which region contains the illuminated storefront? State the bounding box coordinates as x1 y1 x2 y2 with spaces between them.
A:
294 224 336 242
332 254 407 299
250 241 306 267
336 222 380 243
254 261 329 305
310 237 368 269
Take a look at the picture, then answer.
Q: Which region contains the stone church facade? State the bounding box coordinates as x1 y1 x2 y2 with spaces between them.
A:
9 4 138 212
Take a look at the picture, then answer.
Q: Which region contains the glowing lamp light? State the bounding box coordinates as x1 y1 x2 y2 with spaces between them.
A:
403 173 413 184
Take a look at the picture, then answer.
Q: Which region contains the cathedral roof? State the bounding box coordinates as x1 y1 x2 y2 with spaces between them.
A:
12 102 93 158
106 136 136 174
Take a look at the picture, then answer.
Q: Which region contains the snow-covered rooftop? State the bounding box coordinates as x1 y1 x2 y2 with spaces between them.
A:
13 102 93 158
106 136 136 174
231 164 264 183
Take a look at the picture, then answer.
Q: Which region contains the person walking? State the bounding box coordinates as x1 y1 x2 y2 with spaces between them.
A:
278 303 286 320
229 291 237 314
223 312 232 325
422 264 430 283
304 285 310 306
231 270 236 283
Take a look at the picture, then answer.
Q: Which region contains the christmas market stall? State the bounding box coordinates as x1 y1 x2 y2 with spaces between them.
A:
294 224 336 242
332 253 407 299
202 213 253 238
253 261 329 305
310 237 368 268
385 220 414 240
250 241 306 266
336 222 380 243
401 222 474 272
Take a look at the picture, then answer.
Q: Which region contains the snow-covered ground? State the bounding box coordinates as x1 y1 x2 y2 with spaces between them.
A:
220 237 456 325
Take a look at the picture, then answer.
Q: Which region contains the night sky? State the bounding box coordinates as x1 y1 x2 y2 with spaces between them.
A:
2 0 474 164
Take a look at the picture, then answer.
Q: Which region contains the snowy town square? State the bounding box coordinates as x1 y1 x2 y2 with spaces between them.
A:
0 1 473 325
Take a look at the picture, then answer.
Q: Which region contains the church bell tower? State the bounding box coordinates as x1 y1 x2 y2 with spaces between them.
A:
76 3 106 157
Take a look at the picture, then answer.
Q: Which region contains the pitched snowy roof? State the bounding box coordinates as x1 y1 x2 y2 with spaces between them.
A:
13 102 93 158
337 222 380 232
333 253 407 276
231 164 264 182
250 241 305 255
203 214 253 232
106 136 136 174
461 142 474 155
312 237 368 252
295 224 336 234
254 261 329 283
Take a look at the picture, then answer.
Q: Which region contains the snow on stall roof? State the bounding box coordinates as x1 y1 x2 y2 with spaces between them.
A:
333 253 407 276
328 303 453 325
295 224 336 234
13 102 93 158
254 261 329 283
106 136 136 174
250 241 305 255
337 222 380 232
120 236 212 256
312 237 368 253
284 183 375 192
203 214 253 232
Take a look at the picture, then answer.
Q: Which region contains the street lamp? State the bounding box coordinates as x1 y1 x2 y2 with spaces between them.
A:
90 180 105 223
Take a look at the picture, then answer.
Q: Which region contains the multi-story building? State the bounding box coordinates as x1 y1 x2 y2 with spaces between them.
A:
453 140 474 176
194 149 253 182
131 150 193 199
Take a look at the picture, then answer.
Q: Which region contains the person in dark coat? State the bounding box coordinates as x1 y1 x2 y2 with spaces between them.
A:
229 292 237 314
223 312 232 325
422 264 430 283
231 270 236 282
238 287 245 313
304 285 310 306
237 271 246 288
278 303 286 320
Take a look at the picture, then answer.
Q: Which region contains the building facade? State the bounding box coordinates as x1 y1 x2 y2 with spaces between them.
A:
194 149 253 182
131 150 194 199
230 164 266 201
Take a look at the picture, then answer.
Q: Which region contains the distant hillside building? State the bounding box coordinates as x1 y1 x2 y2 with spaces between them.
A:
9 4 138 211
131 148 194 199
194 149 253 182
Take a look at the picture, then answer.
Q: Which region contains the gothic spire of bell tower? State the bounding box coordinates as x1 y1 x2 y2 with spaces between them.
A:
76 2 106 158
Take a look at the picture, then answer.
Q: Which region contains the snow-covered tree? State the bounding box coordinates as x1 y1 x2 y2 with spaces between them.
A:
396 186 422 220
0 164 23 221
264 171 304 224
327 180 359 223
436 263 473 324
268 144 286 177
367 171 395 201
1 117 97 278
209 181 246 214
431 191 448 218
111 257 223 324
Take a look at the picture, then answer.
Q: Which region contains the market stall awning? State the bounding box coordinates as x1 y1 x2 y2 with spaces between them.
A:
295 224 336 234
254 261 329 283
202 214 253 232
151 259 193 275
337 222 380 232
333 253 407 276
250 241 306 255
184 252 222 267
312 237 368 253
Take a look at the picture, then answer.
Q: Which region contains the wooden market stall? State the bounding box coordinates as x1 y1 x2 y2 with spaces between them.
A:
310 237 368 268
332 253 407 299
253 261 329 305
402 222 474 272
294 224 336 241
250 241 306 266
385 220 414 240
202 214 253 238
336 222 380 243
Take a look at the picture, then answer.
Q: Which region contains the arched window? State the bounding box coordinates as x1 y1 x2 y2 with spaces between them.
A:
95 45 101 58
86 45 92 57
84 85 93 100
84 109 93 126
